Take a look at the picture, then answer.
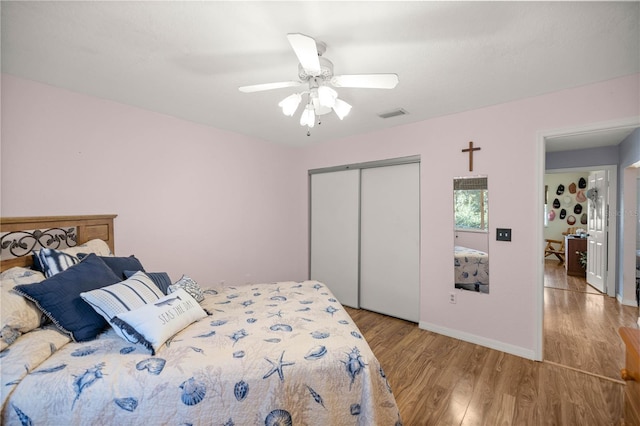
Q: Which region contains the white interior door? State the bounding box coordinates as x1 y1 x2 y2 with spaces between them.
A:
360 163 420 322
310 170 360 308
587 170 607 293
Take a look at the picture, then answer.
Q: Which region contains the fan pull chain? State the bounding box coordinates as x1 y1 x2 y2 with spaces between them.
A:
307 114 322 136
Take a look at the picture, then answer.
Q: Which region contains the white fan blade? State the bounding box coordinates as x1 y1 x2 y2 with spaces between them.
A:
239 81 303 93
331 74 399 89
287 33 321 76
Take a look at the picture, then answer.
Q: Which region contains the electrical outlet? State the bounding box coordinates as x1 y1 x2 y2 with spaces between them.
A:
449 292 457 304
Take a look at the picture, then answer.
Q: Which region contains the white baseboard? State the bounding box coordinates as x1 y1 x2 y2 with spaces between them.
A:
617 293 638 307
419 321 538 361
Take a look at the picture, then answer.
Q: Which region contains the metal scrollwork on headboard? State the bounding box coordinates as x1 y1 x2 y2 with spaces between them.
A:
0 227 77 260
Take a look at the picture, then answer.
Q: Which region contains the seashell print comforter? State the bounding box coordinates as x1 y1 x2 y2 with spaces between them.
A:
1 280 402 425
454 246 490 291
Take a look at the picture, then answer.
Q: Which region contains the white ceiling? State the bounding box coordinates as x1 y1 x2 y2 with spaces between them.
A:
2 1 639 147
545 126 636 153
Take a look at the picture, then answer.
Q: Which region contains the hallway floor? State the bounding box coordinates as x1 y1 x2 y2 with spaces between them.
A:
543 259 639 381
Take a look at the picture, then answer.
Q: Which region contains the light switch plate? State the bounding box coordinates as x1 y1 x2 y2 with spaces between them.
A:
496 228 512 241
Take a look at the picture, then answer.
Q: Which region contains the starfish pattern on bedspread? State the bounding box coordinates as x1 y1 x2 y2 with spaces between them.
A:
262 351 295 382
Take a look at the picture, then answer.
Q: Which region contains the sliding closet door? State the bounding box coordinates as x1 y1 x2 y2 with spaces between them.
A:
360 163 420 322
310 169 360 308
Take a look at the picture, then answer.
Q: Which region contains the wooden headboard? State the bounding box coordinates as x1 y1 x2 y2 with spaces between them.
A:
0 214 117 272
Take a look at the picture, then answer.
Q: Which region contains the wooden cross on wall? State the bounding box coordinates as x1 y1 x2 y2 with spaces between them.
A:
462 141 481 171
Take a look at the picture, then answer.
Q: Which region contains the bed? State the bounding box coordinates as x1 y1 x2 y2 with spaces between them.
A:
1 215 402 425
454 245 489 293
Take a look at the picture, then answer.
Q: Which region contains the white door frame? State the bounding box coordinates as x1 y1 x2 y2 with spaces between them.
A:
534 118 637 361
621 167 640 310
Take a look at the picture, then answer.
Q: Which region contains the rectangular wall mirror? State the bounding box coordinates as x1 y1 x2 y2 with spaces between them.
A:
454 176 490 293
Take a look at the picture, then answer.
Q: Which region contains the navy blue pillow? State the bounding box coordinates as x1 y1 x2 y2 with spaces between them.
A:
124 270 171 295
78 254 145 279
31 253 44 273
13 253 122 342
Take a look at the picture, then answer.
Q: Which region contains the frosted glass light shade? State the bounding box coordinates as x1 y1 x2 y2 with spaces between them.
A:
317 86 337 108
311 96 332 115
333 98 352 120
278 93 302 116
300 104 316 127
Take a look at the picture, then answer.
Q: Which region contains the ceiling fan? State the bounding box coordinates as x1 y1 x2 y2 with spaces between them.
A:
239 33 399 134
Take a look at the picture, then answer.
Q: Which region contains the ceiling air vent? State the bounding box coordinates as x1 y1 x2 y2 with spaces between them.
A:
378 108 408 119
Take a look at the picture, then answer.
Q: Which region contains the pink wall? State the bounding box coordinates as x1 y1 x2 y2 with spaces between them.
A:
454 231 489 253
298 74 640 358
2 73 639 359
1 75 307 287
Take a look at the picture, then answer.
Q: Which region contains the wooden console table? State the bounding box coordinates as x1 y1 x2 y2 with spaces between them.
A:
565 236 586 277
620 327 640 425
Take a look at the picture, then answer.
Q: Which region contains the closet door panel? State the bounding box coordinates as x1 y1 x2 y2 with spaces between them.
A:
360 163 420 322
310 170 360 308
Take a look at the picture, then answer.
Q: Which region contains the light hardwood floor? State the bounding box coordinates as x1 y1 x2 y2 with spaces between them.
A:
543 259 638 381
344 260 639 425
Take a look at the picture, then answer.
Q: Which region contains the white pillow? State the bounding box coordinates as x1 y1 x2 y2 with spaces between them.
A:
80 271 164 342
111 289 207 354
35 239 113 277
0 267 46 351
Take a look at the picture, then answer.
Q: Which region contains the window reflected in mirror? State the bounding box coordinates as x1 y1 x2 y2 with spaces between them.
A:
454 176 489 294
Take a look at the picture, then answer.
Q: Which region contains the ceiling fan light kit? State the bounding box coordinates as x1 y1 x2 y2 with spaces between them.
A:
239 33 398 136
300 103 316 128
332 98 352 120
278 93 302 117
317 85 337 108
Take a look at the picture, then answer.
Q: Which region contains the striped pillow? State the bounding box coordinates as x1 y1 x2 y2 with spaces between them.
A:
34 239 113 277
124 270 171 295
80 271 164 343
35 248 79 278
